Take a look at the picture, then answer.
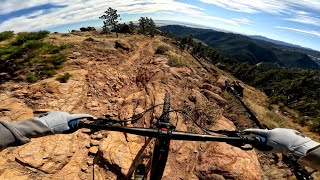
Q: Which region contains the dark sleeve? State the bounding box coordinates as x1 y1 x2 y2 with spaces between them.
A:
298 146 320 170
0 119 53 149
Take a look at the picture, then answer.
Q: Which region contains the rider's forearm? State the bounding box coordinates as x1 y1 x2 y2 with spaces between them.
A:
0 119 52 148
298 146 320 170
0 122 17 148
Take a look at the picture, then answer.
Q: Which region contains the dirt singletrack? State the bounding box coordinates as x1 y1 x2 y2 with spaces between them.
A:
119 39 153 67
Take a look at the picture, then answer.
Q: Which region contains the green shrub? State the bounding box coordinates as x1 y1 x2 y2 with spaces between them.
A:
50 53 66 68
56 72 71 83
0 30 67 83
27 73 39 83
0 45 23 61
308 118 320 133
14 31 49 45
0 44 19 57
293 116 309 126
226 61 320 127
36 44 63 54
101 27 111 34
60 43 74 49
167 55 184 67
0 31 14 41
23 40 44 49
155 44 170 54
42 69 57 76
30 57 42 63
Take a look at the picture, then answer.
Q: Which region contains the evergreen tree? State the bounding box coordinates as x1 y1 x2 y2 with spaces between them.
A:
117 23 130 33
147 18 156 37
129 21 135 34
139 17 156 36
99 7 120 37
186 34 193 50
139 17 147 35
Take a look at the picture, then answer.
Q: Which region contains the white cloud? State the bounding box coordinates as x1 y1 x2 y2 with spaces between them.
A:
0 0 67 15
198 0 320 26
0 0 251 32
275 26 320 37
198 0 320 14
198 0 288 14
196 16 252 26
286 15 320 27
26 10 46 18
231 18 252 25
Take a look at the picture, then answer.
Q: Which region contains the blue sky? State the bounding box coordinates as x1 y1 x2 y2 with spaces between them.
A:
0 0 319 51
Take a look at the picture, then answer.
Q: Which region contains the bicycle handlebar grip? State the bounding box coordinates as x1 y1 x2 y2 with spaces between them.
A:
257 136 267 143
248 135 273 151
245 136 267 145
68 120 80 130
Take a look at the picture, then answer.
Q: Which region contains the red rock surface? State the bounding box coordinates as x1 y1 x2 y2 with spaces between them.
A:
0 33 261 180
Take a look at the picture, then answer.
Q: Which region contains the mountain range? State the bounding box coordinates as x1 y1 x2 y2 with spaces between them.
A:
249 35 307 49
158 25 320 69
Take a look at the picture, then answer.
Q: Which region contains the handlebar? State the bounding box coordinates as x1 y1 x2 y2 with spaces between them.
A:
69 120 265 146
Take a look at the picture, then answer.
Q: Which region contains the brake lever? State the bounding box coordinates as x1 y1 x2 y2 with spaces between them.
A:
210 130 255 150
93 118 121 125
225 140 253 150
215 130 242 137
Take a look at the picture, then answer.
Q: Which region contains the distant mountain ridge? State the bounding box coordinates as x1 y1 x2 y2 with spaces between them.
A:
249 35 307 49
159 25 320 70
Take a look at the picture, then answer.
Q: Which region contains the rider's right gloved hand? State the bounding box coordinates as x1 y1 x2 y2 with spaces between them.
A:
244 128 320 157
35 111 93 133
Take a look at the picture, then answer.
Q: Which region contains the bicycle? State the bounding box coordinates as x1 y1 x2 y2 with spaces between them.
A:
69 93 266 180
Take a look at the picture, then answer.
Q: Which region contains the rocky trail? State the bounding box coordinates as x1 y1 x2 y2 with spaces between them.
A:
0 33 278 179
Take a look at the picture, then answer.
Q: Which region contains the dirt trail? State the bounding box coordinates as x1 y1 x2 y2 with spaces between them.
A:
120 40 152 67
0 33 261 180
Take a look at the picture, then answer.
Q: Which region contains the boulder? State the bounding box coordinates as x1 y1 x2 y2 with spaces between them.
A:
195 116 261 179
195 141 261 180
216 62 226 70
189 89 208 106
15 134 77 174
200 89 227 107
99 132 142 175
89 146 98 155
0 94 34 121
0 169 29 180
90 139 100 146
84 37 98 42
73 52 81 56
215 75 227 89
201 83 222 94
95 133 104 139
170 67 192 76
115 40 131 51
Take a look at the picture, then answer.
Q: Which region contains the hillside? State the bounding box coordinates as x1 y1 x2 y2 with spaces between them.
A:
1 31 319 179
159 25 320 70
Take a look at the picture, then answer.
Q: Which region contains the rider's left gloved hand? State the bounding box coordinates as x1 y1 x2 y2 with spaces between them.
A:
244 128 320 157
35 111 93 133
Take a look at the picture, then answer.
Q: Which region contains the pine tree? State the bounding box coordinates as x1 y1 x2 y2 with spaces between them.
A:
129 21 135 34
147 18 156 37
139 17 156 36
139 17 147 35
99 7 120 37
